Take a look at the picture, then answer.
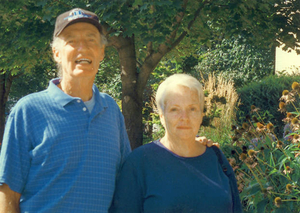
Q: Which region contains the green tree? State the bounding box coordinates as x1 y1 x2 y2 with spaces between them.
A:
2 0 300 149
0 1 53 141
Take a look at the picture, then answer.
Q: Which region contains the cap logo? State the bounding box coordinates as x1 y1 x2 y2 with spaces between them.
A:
64 9 92 21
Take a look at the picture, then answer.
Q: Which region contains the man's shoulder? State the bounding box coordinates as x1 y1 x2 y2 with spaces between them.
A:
10 90 49 113
96 91 120 109
98 92 115 102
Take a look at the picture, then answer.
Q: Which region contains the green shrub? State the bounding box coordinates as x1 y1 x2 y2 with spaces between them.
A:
237 74 300 136
195 35 274 88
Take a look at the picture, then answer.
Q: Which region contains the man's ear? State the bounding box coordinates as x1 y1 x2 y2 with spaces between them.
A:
99 46 105 62
52 47 61 64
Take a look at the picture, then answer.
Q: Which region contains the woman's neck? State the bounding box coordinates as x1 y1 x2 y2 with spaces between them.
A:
160 135 206 158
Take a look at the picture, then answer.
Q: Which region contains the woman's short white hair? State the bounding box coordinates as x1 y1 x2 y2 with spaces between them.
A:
156 73 204 114
51 33 107 77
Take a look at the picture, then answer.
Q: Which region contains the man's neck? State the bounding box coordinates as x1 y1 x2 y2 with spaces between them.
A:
58 77 94 102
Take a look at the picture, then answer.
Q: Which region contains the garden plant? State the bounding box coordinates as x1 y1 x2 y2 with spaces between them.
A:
226 82 300 212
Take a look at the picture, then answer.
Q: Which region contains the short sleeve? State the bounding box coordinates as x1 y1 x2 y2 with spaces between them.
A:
0 109 32 193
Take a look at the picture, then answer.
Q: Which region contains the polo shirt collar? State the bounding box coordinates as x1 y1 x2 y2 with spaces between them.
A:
92 84 108 113
47 78 108 111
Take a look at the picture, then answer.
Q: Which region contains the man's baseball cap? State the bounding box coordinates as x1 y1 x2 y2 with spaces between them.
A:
53 8 102 37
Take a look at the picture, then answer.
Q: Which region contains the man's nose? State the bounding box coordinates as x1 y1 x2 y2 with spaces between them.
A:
77 39 88 51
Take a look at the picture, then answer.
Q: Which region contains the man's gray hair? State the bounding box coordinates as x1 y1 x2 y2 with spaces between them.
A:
156 73 205 115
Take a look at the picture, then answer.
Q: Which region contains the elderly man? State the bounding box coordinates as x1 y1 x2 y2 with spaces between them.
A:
0 8 131 212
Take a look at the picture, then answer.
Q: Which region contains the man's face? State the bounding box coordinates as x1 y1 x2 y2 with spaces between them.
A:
53 22 105 80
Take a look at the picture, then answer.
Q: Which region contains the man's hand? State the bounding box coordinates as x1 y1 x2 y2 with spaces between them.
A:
196 136 220 148
0 183 21 213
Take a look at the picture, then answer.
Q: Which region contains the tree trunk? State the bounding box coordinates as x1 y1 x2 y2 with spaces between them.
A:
116 37 144 149
116 40 166 149
0 71 13 145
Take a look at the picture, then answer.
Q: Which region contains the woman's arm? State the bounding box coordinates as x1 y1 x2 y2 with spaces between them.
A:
213 147 243 213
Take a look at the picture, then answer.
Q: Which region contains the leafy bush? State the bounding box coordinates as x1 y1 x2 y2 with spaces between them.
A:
195 35 274 88
237 74 300 136
223 81 300 212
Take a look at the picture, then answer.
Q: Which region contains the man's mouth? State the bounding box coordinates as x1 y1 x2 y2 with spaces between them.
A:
75 58 92 64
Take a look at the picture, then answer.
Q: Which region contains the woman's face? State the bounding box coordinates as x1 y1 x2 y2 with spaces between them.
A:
160 85 203 142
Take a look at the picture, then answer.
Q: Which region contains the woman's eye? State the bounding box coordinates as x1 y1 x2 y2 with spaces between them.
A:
170 108 178 112
190 107 199 112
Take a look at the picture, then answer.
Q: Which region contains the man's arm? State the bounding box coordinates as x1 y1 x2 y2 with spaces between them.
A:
0 183 21 213
196 136 220 147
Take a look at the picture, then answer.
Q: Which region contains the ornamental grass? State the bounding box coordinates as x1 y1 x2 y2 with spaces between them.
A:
199 73 239 142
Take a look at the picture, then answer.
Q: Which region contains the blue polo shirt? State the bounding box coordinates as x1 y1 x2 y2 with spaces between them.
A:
0 78 131 212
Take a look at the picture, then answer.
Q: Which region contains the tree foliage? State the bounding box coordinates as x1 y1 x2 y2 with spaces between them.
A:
1 0 299 148
0 1 54 141
0 1 53 73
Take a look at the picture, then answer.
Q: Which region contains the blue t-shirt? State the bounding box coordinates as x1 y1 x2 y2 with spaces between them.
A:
0 78 131 212
111 140 240 213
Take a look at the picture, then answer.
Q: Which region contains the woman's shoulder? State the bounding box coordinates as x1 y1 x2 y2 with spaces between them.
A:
208 146 234 175
206 146 228 162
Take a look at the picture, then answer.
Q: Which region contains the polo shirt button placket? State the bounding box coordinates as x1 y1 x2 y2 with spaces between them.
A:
75 100 87 112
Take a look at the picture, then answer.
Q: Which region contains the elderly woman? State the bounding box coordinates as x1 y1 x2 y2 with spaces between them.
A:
110 74 242 213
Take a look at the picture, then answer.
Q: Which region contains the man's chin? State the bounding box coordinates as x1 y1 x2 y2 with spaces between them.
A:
72 68 98 77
